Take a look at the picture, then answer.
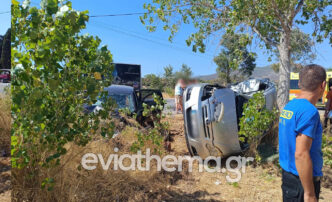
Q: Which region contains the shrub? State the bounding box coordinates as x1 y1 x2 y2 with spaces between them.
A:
238 92 278 158
11 0 114 191
130 94 169 154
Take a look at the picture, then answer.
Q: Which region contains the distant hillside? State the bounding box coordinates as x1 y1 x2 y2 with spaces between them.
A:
196 65 279 82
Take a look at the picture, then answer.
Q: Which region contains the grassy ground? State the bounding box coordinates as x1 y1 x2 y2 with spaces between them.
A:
0 91 11 202
0 91 10 156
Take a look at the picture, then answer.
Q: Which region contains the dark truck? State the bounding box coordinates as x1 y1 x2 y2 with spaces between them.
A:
86 85 163 127
87 63 163 126
112 63 141 91
94 63 141 90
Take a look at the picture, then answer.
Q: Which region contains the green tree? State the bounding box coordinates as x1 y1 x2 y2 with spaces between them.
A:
240 51 256 77
214 33 256 84
163 65 176 87
214 51 234 84
163 65 174 78
271 29 317 73
174 64 192 81
11 0 114 187
143 73 164 90
142 0 331 109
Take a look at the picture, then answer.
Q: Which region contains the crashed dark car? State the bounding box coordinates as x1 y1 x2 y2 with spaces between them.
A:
183 79 276 158
85 85 164 127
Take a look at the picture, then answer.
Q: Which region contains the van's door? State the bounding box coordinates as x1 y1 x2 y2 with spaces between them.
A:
138 89 164 108
136 89 164 127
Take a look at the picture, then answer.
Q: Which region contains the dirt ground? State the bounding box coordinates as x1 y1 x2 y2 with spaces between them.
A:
0 157 11 202
163 114 332 201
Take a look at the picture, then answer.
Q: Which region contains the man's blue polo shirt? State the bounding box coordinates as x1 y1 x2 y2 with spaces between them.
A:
279 98 323 177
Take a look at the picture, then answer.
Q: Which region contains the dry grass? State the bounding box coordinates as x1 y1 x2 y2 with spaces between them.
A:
0 91 11 156
11 114 332 201
162 92 174 99
0 90 11 201
12 124 187 201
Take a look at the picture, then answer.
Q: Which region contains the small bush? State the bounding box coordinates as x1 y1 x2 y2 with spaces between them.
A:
238 92 278 159
130 94 169 154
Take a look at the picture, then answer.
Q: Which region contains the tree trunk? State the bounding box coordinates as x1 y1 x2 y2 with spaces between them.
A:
277 31 291 110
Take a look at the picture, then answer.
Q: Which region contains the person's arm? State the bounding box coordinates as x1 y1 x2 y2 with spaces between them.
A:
325 93 331 117
325 99 330 117
295 133 317 202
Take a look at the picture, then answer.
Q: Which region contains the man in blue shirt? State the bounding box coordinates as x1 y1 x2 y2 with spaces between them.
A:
279 64 326 202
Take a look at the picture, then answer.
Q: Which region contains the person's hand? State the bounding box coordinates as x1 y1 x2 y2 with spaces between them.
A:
324 110 329 118
304 192 317 202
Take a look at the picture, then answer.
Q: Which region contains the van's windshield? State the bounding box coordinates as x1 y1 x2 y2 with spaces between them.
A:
96 93 136 112
109 94 136 112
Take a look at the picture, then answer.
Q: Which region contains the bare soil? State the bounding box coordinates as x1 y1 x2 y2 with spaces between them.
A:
163 114 332 201
0 157 11 202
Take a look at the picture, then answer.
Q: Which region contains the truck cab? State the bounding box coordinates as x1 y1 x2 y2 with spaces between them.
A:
85 85 163 127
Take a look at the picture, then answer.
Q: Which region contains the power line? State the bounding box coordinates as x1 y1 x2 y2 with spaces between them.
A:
0 11 10 15
89 9 179 18
90 12 147 18
89 20 216 59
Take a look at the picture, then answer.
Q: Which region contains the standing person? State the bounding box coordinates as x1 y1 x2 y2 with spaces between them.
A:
279 64 326 202
174 79 184 113
324 85 332 129
179 79 186 110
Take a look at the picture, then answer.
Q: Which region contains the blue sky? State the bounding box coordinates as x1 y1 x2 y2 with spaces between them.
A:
1 0 331 76
0 1 10 35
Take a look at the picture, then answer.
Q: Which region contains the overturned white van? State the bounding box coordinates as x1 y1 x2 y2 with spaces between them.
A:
183 79 277 158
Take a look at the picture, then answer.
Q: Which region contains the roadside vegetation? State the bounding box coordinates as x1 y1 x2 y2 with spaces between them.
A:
8 0 332 201
0 88 10 156
11 0 114 197
214 33 256 85
239 92 279 161
142 64 196 96
142 0 331 109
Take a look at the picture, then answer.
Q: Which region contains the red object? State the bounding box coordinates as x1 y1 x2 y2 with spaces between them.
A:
0 69 10 83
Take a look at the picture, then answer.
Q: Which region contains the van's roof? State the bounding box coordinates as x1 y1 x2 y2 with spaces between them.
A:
104 85 134 94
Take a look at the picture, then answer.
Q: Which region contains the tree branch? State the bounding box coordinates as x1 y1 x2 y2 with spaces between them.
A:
190 1 228 14
271 0 291 33
290 0 304 22
252 26 278 47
